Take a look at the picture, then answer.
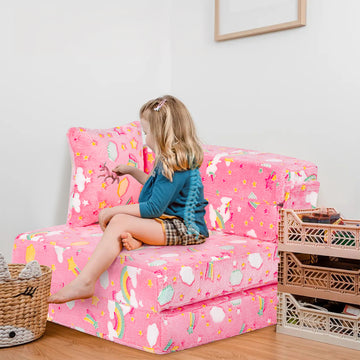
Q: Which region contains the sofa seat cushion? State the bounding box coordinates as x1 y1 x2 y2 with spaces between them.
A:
13 225 278 312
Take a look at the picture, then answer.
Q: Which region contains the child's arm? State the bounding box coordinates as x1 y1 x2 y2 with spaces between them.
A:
112 164 149 185
99 204 140 231
138 170 187 218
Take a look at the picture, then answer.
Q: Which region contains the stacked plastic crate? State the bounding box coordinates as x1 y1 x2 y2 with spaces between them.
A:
276 208 360 350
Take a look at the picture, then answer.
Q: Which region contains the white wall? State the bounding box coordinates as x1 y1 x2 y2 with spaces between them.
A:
1 1 359 262
0 0 171 261
171 0 360 218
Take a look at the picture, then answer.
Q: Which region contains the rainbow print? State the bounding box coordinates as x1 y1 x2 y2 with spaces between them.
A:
163 339 173 352
113 302 125 339
187 313 196 334
26 231 49 241
127 154 138 167
125 196 135 205
239 323 246 334
161 338 179 352
84 310 99 329
214 209 225 229
248 201 260 210
143 347 155 353
67 257 81 276
206 261 214 281
305 174 317 181
257 296 265 316
248 192 260 211
120 266 131 305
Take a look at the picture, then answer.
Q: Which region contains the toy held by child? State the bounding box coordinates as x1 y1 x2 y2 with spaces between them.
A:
48 95 209 304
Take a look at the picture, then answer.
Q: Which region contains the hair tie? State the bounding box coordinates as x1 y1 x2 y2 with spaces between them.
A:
153 99 167 111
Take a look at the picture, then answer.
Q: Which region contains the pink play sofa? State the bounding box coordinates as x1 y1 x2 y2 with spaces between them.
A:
12 121 320 353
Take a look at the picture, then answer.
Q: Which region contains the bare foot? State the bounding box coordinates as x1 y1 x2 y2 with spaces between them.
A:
121 232 143 251
48 277 95 304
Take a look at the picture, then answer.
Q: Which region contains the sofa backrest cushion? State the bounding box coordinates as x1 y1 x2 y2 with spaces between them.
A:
199 144 320 242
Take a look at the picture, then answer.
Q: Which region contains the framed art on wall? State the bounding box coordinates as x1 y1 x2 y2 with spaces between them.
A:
215 0 306 41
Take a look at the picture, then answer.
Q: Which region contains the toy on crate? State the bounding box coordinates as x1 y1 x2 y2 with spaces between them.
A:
0 253 52 347
301 207 341 224
278 208 360 259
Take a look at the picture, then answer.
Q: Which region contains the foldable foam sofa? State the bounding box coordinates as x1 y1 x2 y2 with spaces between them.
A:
12 121 320 353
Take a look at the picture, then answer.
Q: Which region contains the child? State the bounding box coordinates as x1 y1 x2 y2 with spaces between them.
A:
48 95 209 304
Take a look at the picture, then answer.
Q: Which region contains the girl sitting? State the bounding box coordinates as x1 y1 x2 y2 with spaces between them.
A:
48 95 209 304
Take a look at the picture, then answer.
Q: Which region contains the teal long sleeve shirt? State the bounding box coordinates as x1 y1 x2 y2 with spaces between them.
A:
138 164 209 238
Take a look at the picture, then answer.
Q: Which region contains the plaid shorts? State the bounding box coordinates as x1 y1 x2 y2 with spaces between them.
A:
155 216 207 246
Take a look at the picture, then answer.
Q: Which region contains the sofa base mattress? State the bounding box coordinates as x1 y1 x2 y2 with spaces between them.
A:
48 283 277 353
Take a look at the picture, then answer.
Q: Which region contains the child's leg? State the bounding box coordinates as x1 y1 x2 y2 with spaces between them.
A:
48 214 165 304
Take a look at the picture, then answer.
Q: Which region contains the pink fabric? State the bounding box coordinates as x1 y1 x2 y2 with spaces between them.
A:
66 122 144 227
13 225 278 312
12 141 320 352
13 225 277 353
143 145 155 175
199 144 320 241
47 284 277 353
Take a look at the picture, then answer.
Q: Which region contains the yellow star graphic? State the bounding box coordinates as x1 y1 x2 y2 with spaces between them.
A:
147 153 155 163
92 296 100 306
67 257 78 275
99 201 107 209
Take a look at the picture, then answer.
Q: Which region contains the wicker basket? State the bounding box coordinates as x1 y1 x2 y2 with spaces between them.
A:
0 264 52 347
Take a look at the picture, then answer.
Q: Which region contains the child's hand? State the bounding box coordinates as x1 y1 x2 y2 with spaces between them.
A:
98 208 115 231
113 165 148 185
112 164 133 176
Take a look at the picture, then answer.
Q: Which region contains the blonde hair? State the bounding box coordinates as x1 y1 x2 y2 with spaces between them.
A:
140 95 204 181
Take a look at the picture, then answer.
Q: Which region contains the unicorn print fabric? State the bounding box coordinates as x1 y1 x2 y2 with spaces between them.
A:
12 143 319 352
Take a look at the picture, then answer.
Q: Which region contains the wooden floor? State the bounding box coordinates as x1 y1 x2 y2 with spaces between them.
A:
1 322 358 360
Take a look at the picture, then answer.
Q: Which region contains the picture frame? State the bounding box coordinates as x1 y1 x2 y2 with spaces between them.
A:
214 0 306 41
